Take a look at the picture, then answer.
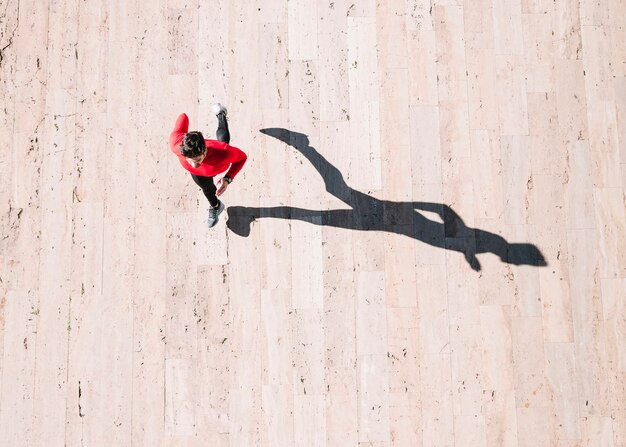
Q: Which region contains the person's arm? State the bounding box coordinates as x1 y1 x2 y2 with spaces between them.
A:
223 145 248 179
168 113 189 154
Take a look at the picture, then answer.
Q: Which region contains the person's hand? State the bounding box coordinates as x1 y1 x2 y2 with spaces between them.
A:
216 178 229 196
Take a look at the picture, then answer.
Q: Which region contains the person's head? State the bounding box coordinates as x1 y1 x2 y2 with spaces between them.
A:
180 131 206 168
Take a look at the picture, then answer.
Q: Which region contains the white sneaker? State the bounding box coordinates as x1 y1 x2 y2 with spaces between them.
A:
211 103 228 117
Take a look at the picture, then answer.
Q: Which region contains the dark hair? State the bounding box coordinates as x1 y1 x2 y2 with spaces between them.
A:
180 131 206 158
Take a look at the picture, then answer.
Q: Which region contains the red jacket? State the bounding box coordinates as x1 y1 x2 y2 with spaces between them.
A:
169 113 248 178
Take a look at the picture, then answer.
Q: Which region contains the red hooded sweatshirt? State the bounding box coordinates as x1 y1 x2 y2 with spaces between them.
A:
168 113 248 178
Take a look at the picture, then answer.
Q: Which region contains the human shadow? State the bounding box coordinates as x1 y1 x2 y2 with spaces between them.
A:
226 128 547 272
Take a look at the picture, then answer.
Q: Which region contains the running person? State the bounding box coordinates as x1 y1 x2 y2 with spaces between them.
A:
168 104 248 227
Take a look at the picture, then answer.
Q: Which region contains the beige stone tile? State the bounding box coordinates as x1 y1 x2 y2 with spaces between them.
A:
463 0 488 37
198 1 228 110
229 305 261 387
259 23 288 110
358 354 391 443
539 259 575 342
70 203 104 298
104 129 137 218
0 290 37 447
528 93 566 175
483 384 519 446
386 308 420 394
261 289 292 386
516 407 551 446
565 141 597 229
593 188 626 278
291 217 324 309
567 229 603 322
453 412 487 446
434 5 468 102
165 212 199 357
529 174 568 261
256 0 287 23
556 441 584 447
417 265 450 354
610 2 626 77
511 317 549 408
582 25 613 101
580 416 615 446
496 54 530 135
287 60 323 206
579 0 610 26
292 309 325 396
445 242 481 324
501 135 532 225
467 50 499 131
376 0 408 70
420 353 455 445
613 409 626 446
348 16 382 193
545 343 581 439
195 206 228 266
287 0 318 60
464 0 494 50
575 319 611 417
195 266 231 339
601 279 626 378
409 106 443 197
353 230 386 271
408 28 439 106
323 227 356 370
380 70 411 147
165 358 197 436
553 0 583 60
294 395 327 446
346 0 376 17
382 121 412 213
356 271 387 356
522 12 556 90
504 225 543 317
167 8 197 75
614 78 626 163
450 324 484 416
106 41 137 130
131 143 168 443
476 254 517 308
388 392 421 446
442 157 475 225
260 197 292 290
258 109 291 198
326 391 359 447
318 1 350 122
555 60 589 143
406 0 435 32
197 338 231 437
493 0 524 55
36 109 81 447
587 104 621 187
480 305 514 392
65 301 134 446
383 233 417 308
228 386 261 446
